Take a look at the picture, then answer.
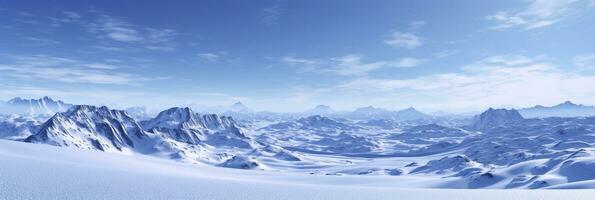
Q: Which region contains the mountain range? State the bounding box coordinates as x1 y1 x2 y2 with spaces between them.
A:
519 101 595 118
2 96 595 189
0 96 73 116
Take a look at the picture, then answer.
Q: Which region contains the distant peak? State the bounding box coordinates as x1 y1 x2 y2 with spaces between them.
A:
7 97 23 102
356 106 378 110
560 101 576 105
165 107 193 114
8 96 58 103
403 107 417 111
314 104 331 109
230 101 249 111
553 101 582 108
67 105 117 115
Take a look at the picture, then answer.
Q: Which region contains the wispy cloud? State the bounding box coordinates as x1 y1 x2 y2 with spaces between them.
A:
573 53 595 68
332 55 390 76
281 56 322 73
282 54 425 76
93 15 143 42
24 37 61 45
89 14 177 51
48 11 82 27
0 55 164 85
384 20 425 49
395 57 426 68
63 11 81 19
336 54 595 110
197 53 221 62
408 20 426 31
8 10 177 51
384 32 423 49
486 0 592 30
197 52 230 63
260 0 285 25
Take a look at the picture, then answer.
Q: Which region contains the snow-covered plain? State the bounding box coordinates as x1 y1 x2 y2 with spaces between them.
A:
1 139 593 200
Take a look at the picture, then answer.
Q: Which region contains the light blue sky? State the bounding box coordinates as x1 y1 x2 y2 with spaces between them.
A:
1 0 595 112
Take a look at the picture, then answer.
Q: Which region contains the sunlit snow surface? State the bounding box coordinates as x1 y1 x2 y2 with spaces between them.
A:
0 140 594 200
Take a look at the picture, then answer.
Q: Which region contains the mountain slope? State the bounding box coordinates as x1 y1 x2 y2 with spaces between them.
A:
25 105 148 153
141 107 255 148
470 108 524 130
0 114 42 140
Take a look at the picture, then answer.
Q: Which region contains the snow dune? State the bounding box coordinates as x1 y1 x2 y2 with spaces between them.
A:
0 139 593 200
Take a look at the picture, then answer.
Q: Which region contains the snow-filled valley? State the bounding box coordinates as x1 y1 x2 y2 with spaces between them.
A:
1 97 595 199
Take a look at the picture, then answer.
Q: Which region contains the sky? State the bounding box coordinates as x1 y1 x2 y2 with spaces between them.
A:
1 0 595 113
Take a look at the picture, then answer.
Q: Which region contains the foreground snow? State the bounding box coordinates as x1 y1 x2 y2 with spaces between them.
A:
0 140 593 200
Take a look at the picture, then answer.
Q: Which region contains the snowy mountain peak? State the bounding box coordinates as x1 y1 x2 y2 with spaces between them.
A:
2 96 73 116
314 104 332 110
355 106 386 113
141 107 255 148
395 107 429 120
471 108 523 130
230 101 249 112
143 107 239 131
306 104 334 115
558 101 579 107
403 107 417 111
25 105 147 152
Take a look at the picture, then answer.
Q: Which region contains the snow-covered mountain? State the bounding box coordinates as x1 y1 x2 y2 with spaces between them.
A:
394 107 431 120
18 105 272 165
0 96 73 116
305 105 335 115
0 114 42 140
341 106 430 120
229 101 250 113
470 108 524 130
519 101 595 118
124 106 152 120
189 101 251 114
2 100 595 189
25 105 149 153
141 107 255 149
346 106 392 119
262 115 358 132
